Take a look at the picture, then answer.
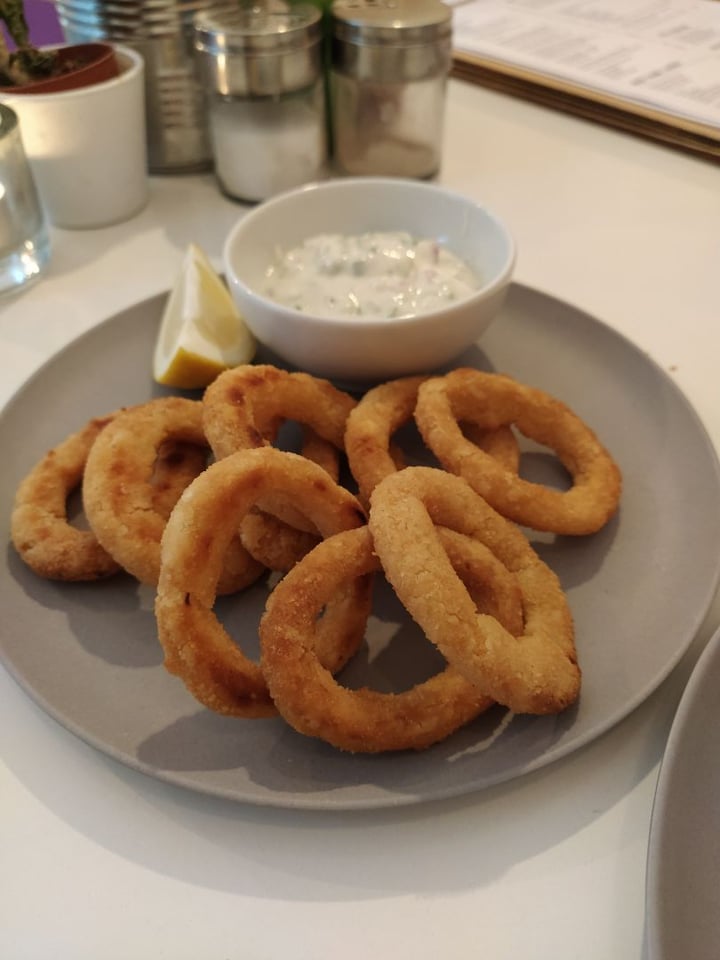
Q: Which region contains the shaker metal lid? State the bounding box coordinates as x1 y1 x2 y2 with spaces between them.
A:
331 0 452 45
194 3 322 56
193 3 323 97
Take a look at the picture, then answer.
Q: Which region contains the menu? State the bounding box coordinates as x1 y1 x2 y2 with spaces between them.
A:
448 0 720 158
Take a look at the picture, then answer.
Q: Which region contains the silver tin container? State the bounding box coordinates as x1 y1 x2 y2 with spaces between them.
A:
194 5 327 203
330 0 452 178
54 0 240 173
194 5 323 97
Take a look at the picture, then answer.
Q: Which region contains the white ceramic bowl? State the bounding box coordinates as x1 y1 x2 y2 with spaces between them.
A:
223 177 516 383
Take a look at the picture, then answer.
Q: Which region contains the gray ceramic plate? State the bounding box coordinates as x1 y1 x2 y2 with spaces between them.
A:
2 284 720 811
645 625 720 960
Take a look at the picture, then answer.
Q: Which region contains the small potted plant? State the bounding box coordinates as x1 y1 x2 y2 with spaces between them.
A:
0 1 147 229
0 0 119 92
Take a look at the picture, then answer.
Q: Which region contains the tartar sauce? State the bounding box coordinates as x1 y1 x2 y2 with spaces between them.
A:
262 231 479 320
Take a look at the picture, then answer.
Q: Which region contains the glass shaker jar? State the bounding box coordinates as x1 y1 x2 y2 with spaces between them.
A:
330 0 452 179
0 104 50 296
193 4 328 203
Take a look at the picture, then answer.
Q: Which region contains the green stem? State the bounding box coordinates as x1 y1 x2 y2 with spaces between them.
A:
0 0 59 84
0 0 31 48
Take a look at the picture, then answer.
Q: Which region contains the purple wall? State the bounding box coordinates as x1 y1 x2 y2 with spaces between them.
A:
2 1 66 48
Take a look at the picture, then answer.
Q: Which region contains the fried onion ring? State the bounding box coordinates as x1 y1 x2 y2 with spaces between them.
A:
155 447 369 717
237 430 337 571
368 467 580 715
83 397 264 592
237 424 338 571
259 524 527 753
414 369 621 535
10 412 122 581
239 510 320 573
297 424 341 481
345 375 520 507
150 440 209 519
203 364 357 565
439 527 524 638
202 364 356 461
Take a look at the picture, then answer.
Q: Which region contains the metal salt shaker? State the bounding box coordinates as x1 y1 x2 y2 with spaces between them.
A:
193 4 328 203
330 0 453 179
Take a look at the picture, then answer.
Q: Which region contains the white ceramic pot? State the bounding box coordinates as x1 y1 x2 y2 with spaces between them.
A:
1 45 148 229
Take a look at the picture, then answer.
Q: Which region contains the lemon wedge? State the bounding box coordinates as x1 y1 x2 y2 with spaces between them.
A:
153 243 256 389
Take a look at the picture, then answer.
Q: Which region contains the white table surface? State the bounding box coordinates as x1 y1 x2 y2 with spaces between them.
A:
2 78 719 960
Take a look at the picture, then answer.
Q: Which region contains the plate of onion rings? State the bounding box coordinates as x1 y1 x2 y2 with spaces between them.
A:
2 283 720 810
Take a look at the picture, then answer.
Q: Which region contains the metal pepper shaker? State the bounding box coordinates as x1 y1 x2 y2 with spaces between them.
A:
329 0 453 179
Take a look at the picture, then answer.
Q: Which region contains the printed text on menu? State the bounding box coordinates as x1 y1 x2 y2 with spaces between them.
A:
448 0 720 127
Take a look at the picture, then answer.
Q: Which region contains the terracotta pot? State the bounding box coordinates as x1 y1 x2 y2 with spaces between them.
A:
0 42 120 94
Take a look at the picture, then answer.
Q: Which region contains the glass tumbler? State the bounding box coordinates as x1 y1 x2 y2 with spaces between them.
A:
0 104 51 296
